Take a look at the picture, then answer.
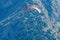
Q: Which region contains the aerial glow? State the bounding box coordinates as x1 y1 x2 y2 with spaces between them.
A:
24 5 41 13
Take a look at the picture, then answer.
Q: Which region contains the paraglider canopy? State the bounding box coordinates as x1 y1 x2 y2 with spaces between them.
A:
24 5 41 13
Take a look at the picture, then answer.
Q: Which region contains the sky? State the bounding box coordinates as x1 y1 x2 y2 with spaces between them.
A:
57 0 60 6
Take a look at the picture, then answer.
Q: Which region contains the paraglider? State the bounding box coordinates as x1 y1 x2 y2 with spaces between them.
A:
24 5 41 13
